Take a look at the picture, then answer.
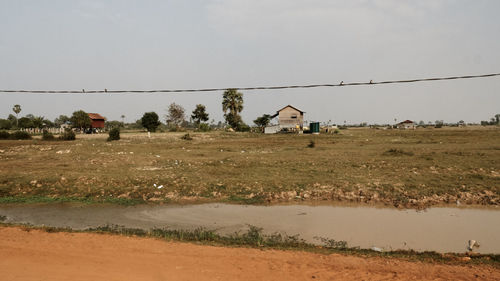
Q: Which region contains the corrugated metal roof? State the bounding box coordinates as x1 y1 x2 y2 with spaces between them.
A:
276 105 305 114
87 113 105 120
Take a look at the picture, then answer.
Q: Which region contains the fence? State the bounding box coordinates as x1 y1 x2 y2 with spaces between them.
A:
19 128 66 134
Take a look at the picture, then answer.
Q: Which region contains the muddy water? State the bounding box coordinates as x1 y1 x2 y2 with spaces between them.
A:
0 203 498 254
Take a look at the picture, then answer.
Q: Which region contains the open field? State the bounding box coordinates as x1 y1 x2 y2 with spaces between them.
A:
0 126 499 208
0 226 498 281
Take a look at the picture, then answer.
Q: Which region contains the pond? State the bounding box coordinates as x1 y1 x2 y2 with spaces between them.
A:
1 203 498 254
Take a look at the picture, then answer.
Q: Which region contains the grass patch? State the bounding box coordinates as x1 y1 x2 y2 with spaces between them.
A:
2 223 499 268
0 127 499 208
0 196 142 205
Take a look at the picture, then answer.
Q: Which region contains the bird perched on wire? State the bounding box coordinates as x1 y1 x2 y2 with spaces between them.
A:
104 88 107 93
82 89 85 93
339 81 344 86
369 80 373 84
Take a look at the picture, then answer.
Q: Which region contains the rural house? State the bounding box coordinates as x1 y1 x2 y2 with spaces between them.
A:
267 105 305 133
396 120 416 130
88 113 105 130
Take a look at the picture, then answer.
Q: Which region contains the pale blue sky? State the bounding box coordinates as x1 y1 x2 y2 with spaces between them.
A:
1 0 499 124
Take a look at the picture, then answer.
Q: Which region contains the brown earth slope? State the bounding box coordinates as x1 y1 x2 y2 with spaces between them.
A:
0 227 498 281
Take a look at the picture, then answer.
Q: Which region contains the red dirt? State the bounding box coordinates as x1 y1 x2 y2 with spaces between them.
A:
0 226 498 281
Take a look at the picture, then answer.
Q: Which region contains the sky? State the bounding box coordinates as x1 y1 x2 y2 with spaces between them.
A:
0 0 499 125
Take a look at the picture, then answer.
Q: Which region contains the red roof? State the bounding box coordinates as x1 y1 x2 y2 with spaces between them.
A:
399 120 414 124
87 113 105 120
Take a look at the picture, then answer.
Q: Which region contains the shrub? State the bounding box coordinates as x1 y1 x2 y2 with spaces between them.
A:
197 123 211 132
11 131 32 140
59 129 76 141
42 130 55 140
307 140 315 148
384 148 414 156
237 123 251 132
0 119 12 130
181 133 193 140
0 131 10 139
107 128 120 141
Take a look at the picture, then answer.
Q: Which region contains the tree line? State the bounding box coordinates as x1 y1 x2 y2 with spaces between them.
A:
1 89 273 132
141 89 271 132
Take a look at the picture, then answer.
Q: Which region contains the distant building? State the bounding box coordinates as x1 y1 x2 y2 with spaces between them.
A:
396 120 416 130
88 113 105 129
270 105 305 132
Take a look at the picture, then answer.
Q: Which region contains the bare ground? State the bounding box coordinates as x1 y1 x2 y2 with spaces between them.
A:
1 127 499 208
0 226 498 281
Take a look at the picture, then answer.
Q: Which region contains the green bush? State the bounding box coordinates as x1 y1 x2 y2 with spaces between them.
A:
42 130 55 140
59 129 76 141
237 123 251 132
197 123 211 132
107 128 120 141
0 119 12 130
0 130 10 139
11 131 32 140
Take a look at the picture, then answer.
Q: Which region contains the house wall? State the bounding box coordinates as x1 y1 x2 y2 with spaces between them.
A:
91 120 105 128
278 107 303 129
397 123 415 129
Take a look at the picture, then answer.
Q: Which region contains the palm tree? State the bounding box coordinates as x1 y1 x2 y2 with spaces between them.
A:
121 115 125 125
12 104 21 127
222 89 244 129
32 116 45 128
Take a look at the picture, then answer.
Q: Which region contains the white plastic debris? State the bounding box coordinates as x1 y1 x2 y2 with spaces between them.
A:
371 247 383 252
157 185 163 189
153 184 157 188
467 240 480 251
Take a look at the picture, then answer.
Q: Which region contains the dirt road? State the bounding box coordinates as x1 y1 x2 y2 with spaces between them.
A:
0 227 498 281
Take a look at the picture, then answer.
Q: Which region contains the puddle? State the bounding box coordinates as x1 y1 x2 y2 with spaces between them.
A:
0 203 498 254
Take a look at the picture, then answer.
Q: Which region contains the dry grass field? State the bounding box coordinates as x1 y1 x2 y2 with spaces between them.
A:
0 126 498 208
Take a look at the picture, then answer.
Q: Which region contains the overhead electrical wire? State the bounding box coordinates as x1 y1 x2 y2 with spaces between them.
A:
1 72 499 94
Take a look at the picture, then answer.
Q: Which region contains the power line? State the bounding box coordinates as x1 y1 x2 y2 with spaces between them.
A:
1 72 499 94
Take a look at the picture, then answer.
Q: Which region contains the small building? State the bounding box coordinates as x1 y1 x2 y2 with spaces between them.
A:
88 113 105 130
270 105 305 131
264 125 280 134
396 120 416 130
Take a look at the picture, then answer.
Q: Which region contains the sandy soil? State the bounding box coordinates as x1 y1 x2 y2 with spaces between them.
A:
0 227 498 281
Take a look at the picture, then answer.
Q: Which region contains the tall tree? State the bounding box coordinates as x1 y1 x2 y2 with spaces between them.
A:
191 104 209 125
141 112 161 132
70 110 92 130
166 103 185 128
121 115 125 125
253 114 271 132
18 117 34 129
7 114 17 127
222 89 244 130
12 104 21 127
